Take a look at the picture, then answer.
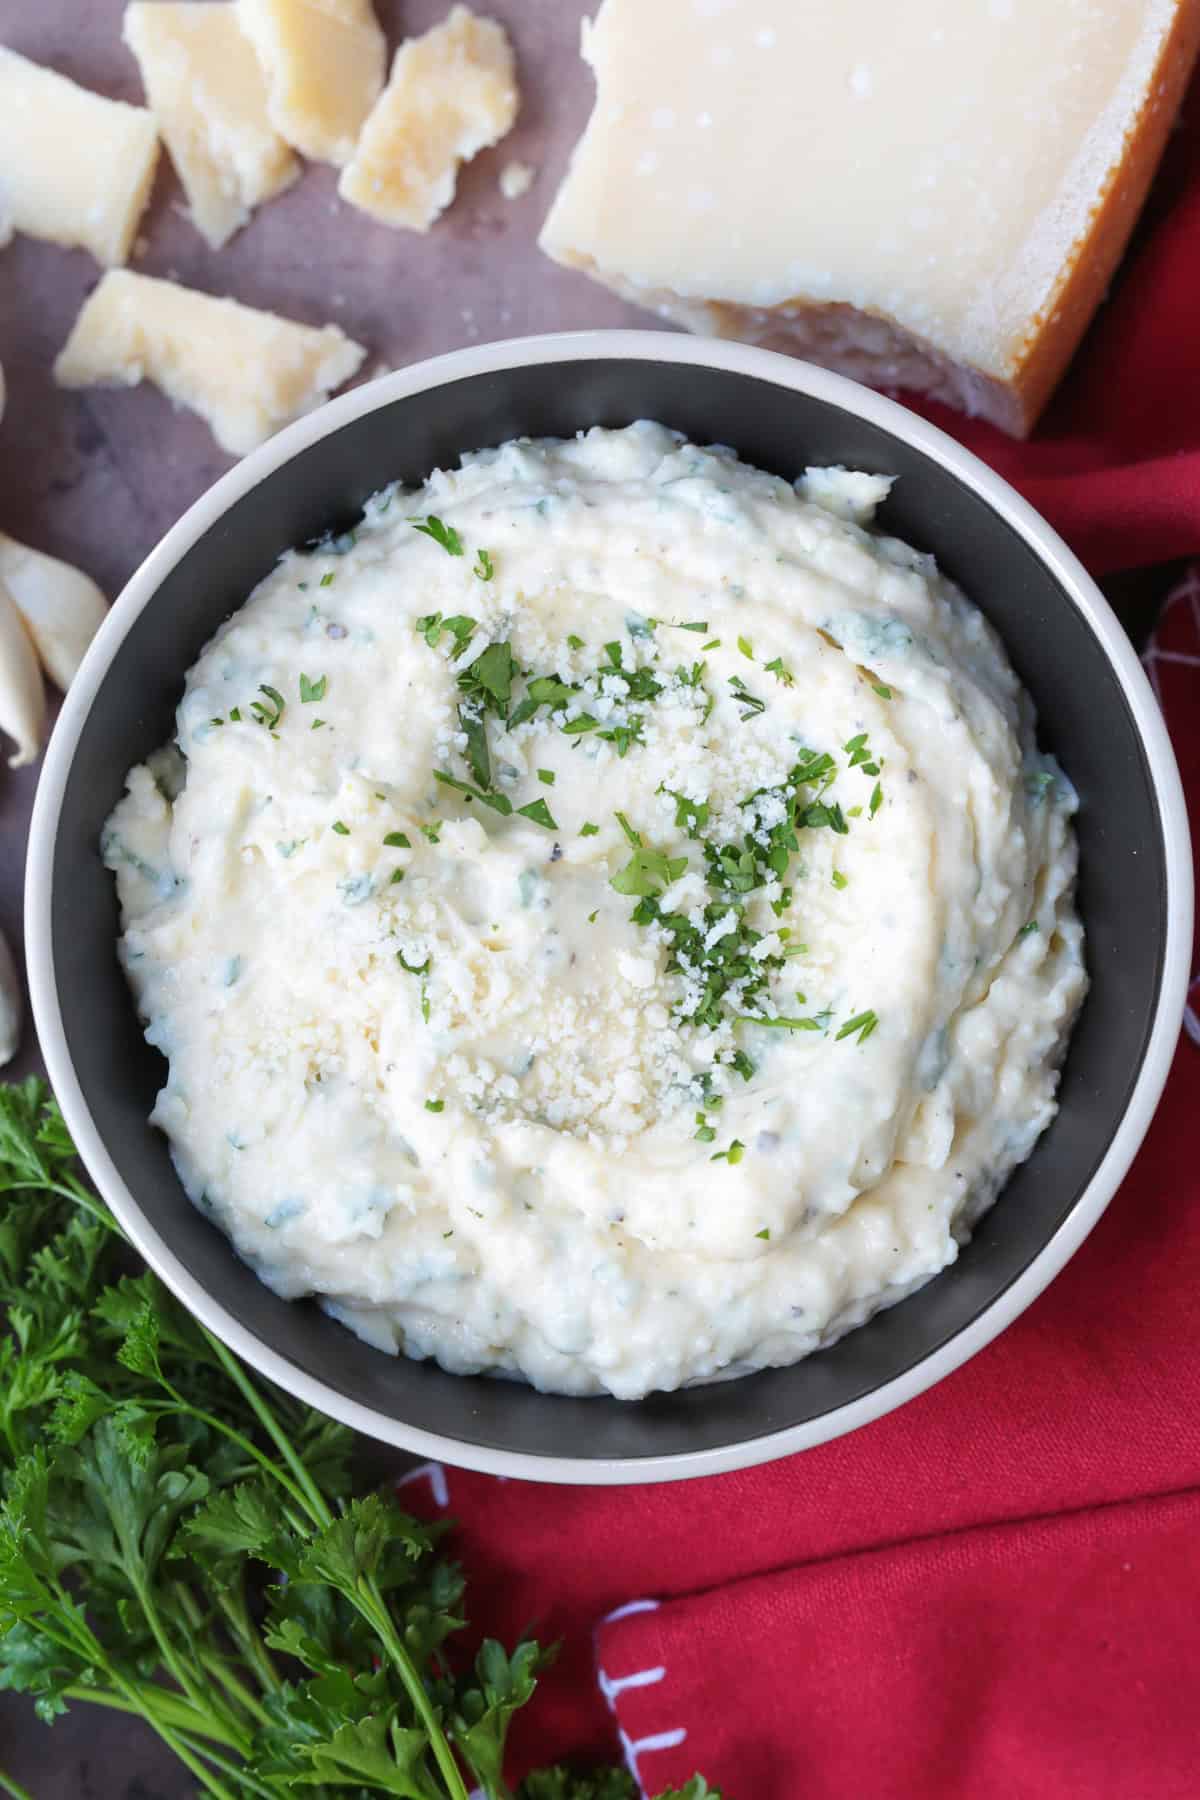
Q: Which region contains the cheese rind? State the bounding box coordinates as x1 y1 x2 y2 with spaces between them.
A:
53 270 366 457
338 5 518 231
541 0 1200 436
0 47 160 268
123 1 299 250
236 0 385 166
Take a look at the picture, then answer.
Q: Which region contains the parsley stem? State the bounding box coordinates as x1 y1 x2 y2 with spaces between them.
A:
351 1575 471 1800
198 1328 332 1530
61 1684 243 1746
172 1735 280 1800
213 1572 283 1697
143 1395 317 1524
0 1772 34 1800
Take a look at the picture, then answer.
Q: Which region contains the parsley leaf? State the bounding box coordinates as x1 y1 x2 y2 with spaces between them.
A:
517 798 558 831
410 514 464 556
299 673 327 704
836 1009 879 1044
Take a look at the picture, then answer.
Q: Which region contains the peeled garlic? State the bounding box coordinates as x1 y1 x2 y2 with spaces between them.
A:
0 533 107 691
0 575 45 768
0 924 20 1067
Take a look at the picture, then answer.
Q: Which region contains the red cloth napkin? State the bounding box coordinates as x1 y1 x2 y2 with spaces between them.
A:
395 71 1200 1800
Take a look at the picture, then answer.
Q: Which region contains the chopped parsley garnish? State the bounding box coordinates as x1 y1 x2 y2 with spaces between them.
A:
872 682 893 699
610 845 688 898
383 830 411 848
764 655 794 686
711 1139 745 1165
415 611 476 651
424 1099 445 1113
420 980 431 1022
702 638 721 652
755 1227 770 1240
831 868 849 890
433 770 514 815
615 811 641 849
844 732 881 776
1018 919 1040 938
419 822 442 844
517 798 558 830
597 717 643 757
310 718 327 730
410 514 464 556
389 868 405 884
728 675 765 719
672 620 709 633
567 633 585 650
209 716 224 727
249 683 286 729
473 548 495 581
299 672 327 703
736 1012 824 1031
319 571 334 587
579 821 599 837
461 640 515 709
737 635 754 660
537 768 555 786
694 1112 716 1143
869 781 883 819
229 706 242 722
331 820 350 836
397 950 430 976
836 1009 878 1045
661 787 709 839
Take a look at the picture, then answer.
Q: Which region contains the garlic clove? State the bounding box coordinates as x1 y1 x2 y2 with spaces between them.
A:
0 923 21 1067
0 532 107 691
0 575 46 768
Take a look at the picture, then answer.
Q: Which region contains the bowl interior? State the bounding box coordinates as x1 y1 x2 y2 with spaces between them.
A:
46 357 1166 1465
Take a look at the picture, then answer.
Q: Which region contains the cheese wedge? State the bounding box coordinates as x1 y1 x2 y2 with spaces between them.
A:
541 0 1200 436
236 0 385 166
123 1 299 250
338 5 518 231
0 47 159 268
54 271 366 457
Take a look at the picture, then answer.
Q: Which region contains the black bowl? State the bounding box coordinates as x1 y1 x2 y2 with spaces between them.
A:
26 334 1192 1482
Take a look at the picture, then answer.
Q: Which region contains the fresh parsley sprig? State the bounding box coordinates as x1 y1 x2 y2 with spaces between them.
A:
0 1080 721 1800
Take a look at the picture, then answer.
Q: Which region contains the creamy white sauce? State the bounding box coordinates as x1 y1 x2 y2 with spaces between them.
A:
105 423 1086 1398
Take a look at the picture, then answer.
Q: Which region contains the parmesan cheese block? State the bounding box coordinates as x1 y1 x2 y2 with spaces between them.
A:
338 5 519 231
236 0 386 166
0 47 160 268
54 271 366 457
123 1 300 250
540 0 1200 437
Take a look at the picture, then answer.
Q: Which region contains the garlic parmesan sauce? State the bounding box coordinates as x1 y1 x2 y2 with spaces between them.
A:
105 424 1086 1398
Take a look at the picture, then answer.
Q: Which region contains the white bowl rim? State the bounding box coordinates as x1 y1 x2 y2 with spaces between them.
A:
26 328 1194 1485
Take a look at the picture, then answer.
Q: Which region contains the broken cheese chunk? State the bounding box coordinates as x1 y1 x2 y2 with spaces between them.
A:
339 5 518 231
0 47 159 268
53 271 366 457
123 1 299 250
236 0 386 166
541 0 1200 437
